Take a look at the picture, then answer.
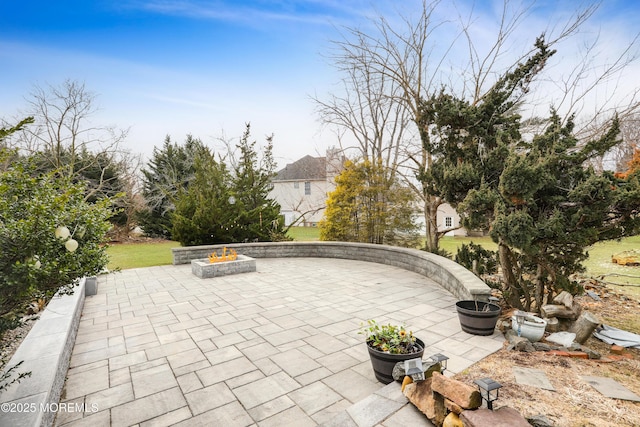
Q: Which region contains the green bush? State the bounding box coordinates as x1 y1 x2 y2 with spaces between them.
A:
455 242 499 276
0 153 113 320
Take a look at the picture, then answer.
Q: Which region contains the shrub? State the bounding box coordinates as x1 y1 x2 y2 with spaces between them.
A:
0 153 113 320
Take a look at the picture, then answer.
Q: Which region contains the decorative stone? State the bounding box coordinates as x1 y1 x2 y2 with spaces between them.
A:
527 414 555 427
581 376 640 402
532 342 552 351
191 255 256 278
460 407 531 427
431 372 481 410
444 397 463 414
403 378 446 425
512 367 555 391
443 412 464 427
506 330 536 352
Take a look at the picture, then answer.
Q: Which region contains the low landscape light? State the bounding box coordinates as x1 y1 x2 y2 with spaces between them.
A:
404 358 425 381
429 353 449 373
474 377 502 410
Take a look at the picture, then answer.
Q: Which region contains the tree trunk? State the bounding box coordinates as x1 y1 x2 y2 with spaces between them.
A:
569 312 601 344
424 198 439 252
498 241 522 309
534 264 544 313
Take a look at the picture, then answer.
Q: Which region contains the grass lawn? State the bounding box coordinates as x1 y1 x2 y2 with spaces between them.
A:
583 235 640 298
286 226 320 241
438 235 640 298
437 236 497 255
106 240 178 270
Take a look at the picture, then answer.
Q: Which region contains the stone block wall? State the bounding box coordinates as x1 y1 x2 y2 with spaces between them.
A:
172 241 491 301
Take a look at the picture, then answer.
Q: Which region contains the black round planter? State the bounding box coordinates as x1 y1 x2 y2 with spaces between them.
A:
367 338 425 384
456 300 501 336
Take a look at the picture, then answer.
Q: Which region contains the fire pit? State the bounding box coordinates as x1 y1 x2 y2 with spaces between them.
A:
191 247 256 278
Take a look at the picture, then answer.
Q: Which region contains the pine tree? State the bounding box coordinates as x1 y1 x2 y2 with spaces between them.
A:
423 38 640 311
229 124 285 242
139 135 204 238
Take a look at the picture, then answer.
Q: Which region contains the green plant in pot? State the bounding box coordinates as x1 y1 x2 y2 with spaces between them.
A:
361 320 424 384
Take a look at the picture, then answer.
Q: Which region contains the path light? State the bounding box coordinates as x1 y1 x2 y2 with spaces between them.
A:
429 353 449 373
55 226 70 240
474 377 502 410
514 310 526 337
65 239 79 252
404 358 425 381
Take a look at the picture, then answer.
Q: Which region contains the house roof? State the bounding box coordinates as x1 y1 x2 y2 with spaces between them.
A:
274 155 326 181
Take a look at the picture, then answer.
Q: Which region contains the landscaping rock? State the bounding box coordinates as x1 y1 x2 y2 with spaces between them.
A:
442 412 464 427
460 407 531 427
532 342 552 351
402 379 446 426
546 331 576 347
431 372 482 410
444 398 463 414
527 414 555 427
505 329 536 352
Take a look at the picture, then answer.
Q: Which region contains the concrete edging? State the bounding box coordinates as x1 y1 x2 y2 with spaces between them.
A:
172 241 491 301
0 277 92 427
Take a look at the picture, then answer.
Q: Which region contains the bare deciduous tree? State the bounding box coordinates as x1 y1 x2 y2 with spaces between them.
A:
316 0 637 252
15 79 130 201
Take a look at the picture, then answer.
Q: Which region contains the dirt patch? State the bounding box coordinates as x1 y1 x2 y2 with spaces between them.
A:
454 282 640 427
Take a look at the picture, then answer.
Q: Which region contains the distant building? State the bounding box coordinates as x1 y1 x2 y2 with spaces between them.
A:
269 149 343 226
270 150 467 235
413 203 466 237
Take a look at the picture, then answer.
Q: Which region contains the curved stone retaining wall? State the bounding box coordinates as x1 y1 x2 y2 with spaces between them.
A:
0 278 89 427
172 241 491 301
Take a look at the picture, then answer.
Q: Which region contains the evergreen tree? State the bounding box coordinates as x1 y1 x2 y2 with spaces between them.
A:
229 124 285 242
171 146 236 245
139 135 204 238
423 38 640 311
171 124 286 246
320 159 419 246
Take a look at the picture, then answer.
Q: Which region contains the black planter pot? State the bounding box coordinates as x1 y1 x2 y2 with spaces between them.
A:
367 338 425 384
456 300 501 336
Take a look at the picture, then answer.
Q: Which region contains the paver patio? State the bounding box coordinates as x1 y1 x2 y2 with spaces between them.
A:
54 257 503 426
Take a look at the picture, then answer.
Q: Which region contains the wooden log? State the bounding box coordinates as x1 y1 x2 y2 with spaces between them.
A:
569 312 601 344
540 303 581 320
545 317 559 333
552 291 574 309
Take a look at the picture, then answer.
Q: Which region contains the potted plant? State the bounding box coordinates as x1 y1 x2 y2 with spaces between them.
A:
455 300 501 336
361 320 425 384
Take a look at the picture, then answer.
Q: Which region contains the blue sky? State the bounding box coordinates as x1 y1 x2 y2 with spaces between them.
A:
2 1 639 166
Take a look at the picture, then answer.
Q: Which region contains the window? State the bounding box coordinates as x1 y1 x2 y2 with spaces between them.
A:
305 181 311 195
294 182 299 189
445 216 452 228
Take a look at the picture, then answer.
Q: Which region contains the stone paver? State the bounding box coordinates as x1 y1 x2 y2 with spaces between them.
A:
55 258 503 426
513 366 555 391
581 376 640 402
